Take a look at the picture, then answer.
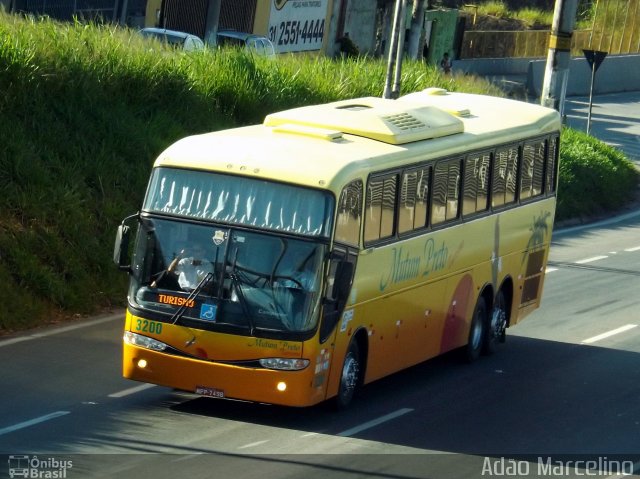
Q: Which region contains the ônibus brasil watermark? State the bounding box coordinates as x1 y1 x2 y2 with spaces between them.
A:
7 455 73 478
482 456 635 477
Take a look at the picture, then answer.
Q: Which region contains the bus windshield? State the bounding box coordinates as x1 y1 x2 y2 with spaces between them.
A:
129 218 327 335
143 167 334 238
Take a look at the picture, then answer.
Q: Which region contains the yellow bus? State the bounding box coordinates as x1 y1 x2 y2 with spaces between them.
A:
113 88 560 408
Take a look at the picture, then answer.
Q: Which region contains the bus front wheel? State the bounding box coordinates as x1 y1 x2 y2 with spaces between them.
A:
335 340 360 409
466 297 487 363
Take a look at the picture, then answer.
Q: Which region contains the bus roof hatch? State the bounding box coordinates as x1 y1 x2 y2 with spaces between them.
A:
264 97 464 145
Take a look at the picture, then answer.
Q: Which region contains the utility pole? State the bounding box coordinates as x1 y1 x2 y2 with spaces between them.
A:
383 0 406 99
540 0 579 116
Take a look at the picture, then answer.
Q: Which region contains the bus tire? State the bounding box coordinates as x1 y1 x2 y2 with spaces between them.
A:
334 340 360 409
466 296 487 363
484 290 507 355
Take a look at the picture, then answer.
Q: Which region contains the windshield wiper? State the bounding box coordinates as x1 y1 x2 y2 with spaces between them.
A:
170 271 214 325
228 249 256 336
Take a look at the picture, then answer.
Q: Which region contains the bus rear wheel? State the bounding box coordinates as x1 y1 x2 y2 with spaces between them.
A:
466 297 487 363
334 340 360 409
484 290 507 354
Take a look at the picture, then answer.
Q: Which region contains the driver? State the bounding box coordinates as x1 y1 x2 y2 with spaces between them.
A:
170 243 214 291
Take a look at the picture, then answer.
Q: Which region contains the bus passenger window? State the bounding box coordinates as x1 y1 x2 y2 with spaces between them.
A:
521 141 545 200
365 179 383 243
399 166 430 233
365 175 397 243
546 136 559 194
504 147 519 204
492 147 518 207
335 180 363 246
380 177 397 238
432 159 460 225
463 153 490 216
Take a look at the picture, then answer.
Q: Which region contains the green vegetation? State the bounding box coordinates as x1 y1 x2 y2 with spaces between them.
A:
557 128 638 222
465 1 554 28
0 12 636 332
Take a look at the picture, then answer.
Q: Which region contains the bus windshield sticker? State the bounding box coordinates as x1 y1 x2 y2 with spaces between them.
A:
199 303 217 322
212 230 228 246
340 309 354 332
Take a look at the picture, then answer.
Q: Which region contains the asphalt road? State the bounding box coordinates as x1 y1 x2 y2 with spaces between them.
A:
1 208 640 479
564 91 640 164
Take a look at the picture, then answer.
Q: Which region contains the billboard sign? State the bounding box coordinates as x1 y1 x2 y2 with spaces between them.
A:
268 0 329 53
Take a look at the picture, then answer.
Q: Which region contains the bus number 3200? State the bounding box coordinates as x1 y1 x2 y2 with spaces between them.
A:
135 319 163 335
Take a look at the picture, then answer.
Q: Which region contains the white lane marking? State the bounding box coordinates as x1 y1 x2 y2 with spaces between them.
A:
624 246 640 252
0 411 70 436
0 314 122 348
171 454 203 463
582 324 638 344
108 383 157 398
337 408 413 437
545 267 558 273
238 440 269 449
300 432 320 437
576 255 608 264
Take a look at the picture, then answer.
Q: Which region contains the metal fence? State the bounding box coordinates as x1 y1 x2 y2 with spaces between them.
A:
218 0 256 32
12 0 118 22
460 0 640 58
9 0 147 24
159 0 258 40
162 0 208 38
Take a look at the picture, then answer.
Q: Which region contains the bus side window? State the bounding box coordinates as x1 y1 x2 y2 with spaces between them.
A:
432 159 461 225
364 175 397 244
335 180 363 246
546 135 559 194
463 152 491 217
492 146 519 208
399 166 430 233
521 140 545 200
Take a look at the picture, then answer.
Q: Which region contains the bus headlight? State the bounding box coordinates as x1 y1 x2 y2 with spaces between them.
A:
259 358 310 371
124 331 167 352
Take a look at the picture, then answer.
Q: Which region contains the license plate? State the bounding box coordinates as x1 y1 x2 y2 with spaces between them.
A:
195 386 225 398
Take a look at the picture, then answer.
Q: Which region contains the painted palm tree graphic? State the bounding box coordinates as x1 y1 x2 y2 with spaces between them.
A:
523 211 551 264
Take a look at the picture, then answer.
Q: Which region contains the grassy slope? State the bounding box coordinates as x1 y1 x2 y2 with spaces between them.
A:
0 12 636 332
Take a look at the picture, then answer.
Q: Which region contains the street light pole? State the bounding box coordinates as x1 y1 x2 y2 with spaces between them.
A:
540 0 579 116
383 0 406 99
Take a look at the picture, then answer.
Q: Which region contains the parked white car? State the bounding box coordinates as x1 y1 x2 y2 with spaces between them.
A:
139 28 205 52
215 30 276 57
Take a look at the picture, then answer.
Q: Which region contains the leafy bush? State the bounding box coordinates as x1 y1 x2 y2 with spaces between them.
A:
558 127 639 221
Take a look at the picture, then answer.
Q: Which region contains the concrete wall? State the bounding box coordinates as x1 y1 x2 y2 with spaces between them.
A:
453 57 532 76
527 54 640 97
454 55 640 98
341 0 377 55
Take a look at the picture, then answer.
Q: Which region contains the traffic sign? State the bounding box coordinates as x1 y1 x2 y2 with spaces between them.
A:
583 50 607 72
582 50 608 135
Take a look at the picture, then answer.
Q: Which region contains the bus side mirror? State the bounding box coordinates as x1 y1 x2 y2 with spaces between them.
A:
332 260 354 302
113 224 131 271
